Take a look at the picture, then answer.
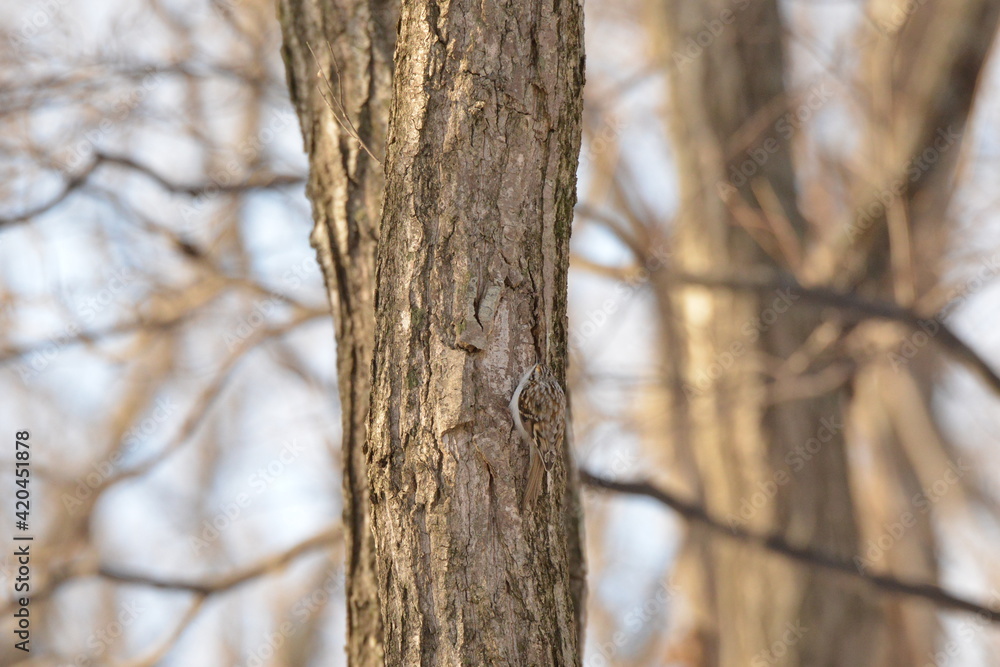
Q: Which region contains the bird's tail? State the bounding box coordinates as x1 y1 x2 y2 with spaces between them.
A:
522 446 545 510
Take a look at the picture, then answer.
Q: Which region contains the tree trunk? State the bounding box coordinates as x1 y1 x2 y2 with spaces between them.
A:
642 1 999 665
364 0 586 664
650 1 884 664
831 3 1000 662
276 1 398 663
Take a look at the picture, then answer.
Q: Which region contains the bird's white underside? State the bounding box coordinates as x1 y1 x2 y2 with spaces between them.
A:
509 365 536 446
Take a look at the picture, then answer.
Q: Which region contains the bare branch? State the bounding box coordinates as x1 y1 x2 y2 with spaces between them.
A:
671 270 1000 397
0 153 305 228
94 152 306 196
98 308 328 489
113 595 207 667
580 471 1000 623
563 256 999 396
98 527 341 594
0 311 192 367
0 162 100 226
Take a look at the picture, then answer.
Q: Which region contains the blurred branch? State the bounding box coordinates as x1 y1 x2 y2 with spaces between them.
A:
671 270 1000 397
48 527 329 665
0 152 305 228
570 254 641 282
98 527 341 594
0 312 330 619
98 307 328 489
95 152 305 196
1 518 339 621
580 471 1000 623
114 595 207 667
0 162 99 226
0 311 192 367
567 253 1000 396
575 204 645 257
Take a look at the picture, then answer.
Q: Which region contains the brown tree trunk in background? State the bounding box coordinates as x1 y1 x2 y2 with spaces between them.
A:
277 1 398 664
364 0 585 664
649 1 881 664
828 3 1000 662
827 0 1000 292
643 1 999 665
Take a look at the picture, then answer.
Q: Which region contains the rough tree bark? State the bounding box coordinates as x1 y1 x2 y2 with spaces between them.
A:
276 1 398 663
364 0 586 664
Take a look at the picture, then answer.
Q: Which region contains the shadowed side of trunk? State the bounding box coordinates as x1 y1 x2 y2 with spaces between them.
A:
277 1 398 663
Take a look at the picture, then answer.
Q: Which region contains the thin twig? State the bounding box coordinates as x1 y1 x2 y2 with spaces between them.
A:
0 163 99 226
306 41 382 164
97 308 328 490
0 311 193 367
95 152 305 195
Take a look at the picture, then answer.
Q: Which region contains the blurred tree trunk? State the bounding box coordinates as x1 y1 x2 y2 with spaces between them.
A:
277 1 398 664
364 0 586 664
828 2 999 662
643 0 999 665
653 3 881 665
